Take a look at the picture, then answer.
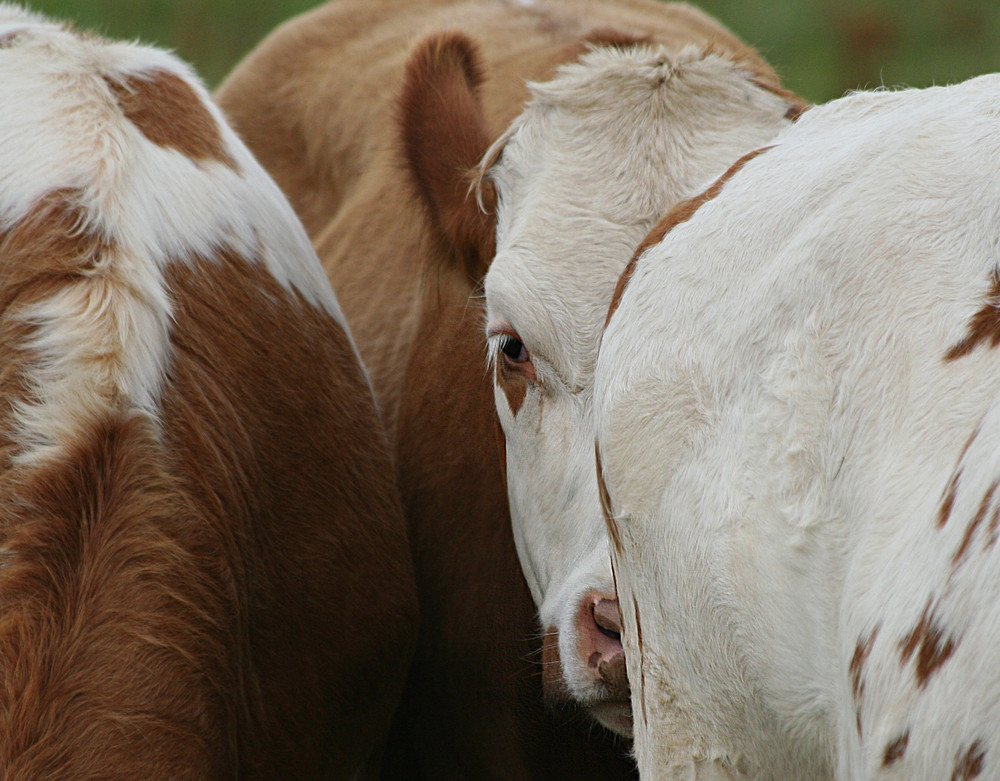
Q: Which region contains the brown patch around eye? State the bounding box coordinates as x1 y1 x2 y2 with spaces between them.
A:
495 356 526 416
104 70 237 170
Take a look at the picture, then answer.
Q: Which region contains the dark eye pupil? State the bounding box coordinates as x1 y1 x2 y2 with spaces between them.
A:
500 336 525 362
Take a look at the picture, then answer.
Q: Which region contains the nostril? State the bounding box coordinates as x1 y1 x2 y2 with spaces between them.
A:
593 597 623 637
576 592 627 682
595 622 621 643
597 652 630 698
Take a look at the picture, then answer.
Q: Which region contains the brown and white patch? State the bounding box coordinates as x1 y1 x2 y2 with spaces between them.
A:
882 730 909 768
898 598 959 689
1 188 171 467
952 479 1000 566
937 427 979 528
952 741 986 781
849 625 879 736
945 268 1000 361
104 70 237 169
495 353 529 416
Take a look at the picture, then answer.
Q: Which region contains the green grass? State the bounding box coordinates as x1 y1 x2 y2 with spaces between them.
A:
697 0 1000 101
19 0 1000 100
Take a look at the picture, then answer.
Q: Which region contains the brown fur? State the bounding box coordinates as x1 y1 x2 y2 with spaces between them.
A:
848 625 879 738
105 70 237 169
217 1 785 776
939 469 962 527
399 33 496 283
0 192 104 462
583 27 653 49
882 731 909 768
945 269 1000 361
953 741 986 781
953 480 999 566
0 187 415 776
0 413 236 779
849 627 879 705
898 599 959 689
938 427 981 528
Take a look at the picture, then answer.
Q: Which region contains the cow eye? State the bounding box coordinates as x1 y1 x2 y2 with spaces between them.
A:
500 334 529 364
490 326 537 382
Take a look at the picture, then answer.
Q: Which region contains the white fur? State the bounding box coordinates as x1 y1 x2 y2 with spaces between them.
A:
596 74 1000 778
482 43 797 729
0 4 348 464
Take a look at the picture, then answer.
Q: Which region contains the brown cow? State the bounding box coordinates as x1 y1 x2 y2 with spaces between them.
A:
217 0 781 776
0 8 415 779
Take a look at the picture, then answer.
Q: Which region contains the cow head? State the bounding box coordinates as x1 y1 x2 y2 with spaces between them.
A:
480 44 805 734
396 23 806 737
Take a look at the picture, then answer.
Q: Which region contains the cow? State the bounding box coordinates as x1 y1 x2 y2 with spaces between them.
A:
596 74 1000 779
215 0 801 773
0 7 416 778
481 31 807 738
218 0 799 778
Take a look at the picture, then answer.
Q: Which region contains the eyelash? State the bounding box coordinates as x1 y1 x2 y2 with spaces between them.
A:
499 334 528 363
492 330 537 383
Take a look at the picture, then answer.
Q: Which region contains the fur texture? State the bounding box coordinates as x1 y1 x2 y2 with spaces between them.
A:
0 6 415 777
482 38 804 733
215 0 784 774
597 74 1000 779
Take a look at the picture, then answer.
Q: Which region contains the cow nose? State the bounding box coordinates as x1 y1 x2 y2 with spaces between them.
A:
577 593 629 699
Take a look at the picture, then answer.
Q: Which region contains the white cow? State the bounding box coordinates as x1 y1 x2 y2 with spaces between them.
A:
596 74 1000 778
482 42 803 734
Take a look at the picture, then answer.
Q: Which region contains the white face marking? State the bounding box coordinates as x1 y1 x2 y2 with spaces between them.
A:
482 44 796 722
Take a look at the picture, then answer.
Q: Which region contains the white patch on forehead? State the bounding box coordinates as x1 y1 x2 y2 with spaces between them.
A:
0 7 351 464
485 44 795 391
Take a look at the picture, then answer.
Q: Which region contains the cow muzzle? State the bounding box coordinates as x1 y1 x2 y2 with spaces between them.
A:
541 591 632 736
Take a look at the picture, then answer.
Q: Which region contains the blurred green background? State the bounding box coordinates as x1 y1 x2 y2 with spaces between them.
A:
24 0 1000 102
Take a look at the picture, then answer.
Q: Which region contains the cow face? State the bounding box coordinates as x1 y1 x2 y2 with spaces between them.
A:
483 45 803 734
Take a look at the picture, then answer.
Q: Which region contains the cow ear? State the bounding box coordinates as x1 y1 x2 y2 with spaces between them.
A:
399 32 496 283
